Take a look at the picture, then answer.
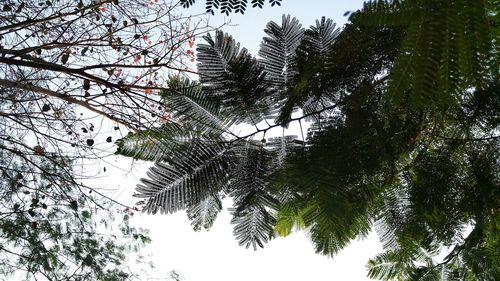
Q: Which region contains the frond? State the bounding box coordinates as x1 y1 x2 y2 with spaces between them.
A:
197 31 275 124
277 17 340 124
163 77 227 134
186 194 222 231
374 180 412 251
357 0 498 108
305 16 340 56
229 142 280 250
367 251 410 281
258 15 304 92
264 135 303 166
307 197 373 256
197 31 244 85
274 197 308 237
136 140 234 214
230 204 275 250
115 122 188 162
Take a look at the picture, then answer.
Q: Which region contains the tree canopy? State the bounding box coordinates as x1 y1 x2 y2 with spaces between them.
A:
117 1 499 280
0 0 209 279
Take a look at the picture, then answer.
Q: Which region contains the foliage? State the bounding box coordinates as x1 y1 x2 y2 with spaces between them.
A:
0 0 206 279
0 126 151 280
353 0 499 109
180 0 283 15
116 15 401 250
118 2 498 280
0 0 206 131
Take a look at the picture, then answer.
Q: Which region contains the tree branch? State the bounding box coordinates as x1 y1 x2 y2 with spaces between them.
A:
0 79 138 131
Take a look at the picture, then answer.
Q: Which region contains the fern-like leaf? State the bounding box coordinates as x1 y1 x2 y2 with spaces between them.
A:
229 142 280 249
356 0 498 108
277 17 340 124
136 141 234 214
163 77 228 134
115 122 188 162
187 194 223 231
258 15 304 92
197 31 275 124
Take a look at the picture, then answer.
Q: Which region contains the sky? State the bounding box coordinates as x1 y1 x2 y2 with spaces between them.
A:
106 0 385 280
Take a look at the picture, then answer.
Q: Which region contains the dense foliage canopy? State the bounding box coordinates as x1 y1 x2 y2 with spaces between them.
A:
118 0 499 280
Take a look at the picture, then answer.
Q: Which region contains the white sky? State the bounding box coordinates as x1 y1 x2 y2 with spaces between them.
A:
103 1 385 280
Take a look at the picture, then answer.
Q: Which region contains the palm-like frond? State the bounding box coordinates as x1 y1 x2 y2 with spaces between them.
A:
115 122 187 162
136 140 234 214
197 31 243 83
277 17 340 124
187 193 223 231
367 245 446 281
305 16 339 57
258 15 304 92
229 142 281 249
197 31 275 124
367 251 411 281
307 197 373 256
374 181 411 251
163 77 228 134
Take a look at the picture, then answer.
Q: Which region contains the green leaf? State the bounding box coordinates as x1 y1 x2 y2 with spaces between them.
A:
81 210 90 219
69 200 78 211
61 53 69 64
83 79 90 90
81 46 89 56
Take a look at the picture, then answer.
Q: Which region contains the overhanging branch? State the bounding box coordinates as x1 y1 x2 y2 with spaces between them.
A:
0 79 138 131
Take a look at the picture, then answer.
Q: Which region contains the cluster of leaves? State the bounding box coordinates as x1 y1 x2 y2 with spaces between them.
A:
116 15 401 249
119 1 498 280
354 0 499 108
180 0 283 15
0 136 151 280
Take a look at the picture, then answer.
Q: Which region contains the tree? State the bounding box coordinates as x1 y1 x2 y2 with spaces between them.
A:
116 14 404 249
117 2 498 279
0 0 208 131
0 0 210 279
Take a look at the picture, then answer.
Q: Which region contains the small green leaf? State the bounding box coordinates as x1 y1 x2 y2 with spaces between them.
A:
28 209 36 217
61 53 69 64
81 46 89 56
83 79 90 90
81 210 90 219
69 200 78 211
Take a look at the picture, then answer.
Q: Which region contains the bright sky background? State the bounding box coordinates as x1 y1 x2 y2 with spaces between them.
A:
105 1 385 280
